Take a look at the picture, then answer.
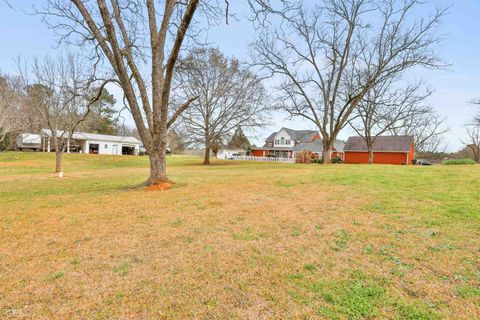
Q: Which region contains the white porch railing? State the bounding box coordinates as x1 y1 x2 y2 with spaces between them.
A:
232 155 295 163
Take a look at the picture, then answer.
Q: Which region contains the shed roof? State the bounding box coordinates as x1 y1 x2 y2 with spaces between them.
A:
41 129 142 144
344 136 414 152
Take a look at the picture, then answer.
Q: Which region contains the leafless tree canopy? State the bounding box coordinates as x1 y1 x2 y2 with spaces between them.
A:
389 108 448 154
461 107 480 163
0 74 35 145
349 79 432 163
463 124 480 163
19 54 109 173
250 0 446 162
36 0 227 184
173 47 268 164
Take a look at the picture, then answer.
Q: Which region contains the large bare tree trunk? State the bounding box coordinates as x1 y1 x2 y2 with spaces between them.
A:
368 149 374 164
146 135 169 185
367 141 374 164
147 151 168 184
203 146 211 165
322 147 332 164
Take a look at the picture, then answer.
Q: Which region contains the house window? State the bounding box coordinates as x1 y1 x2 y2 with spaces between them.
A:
275 139 279 145
281 137 285 145
286 139 291 145
104 144 108 149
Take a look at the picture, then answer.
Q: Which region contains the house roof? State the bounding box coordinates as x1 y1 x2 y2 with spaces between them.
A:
292 140 323 153
265 128 318 143
344 136 414 152
283 128 318 142
265 132 278 142
292 139 345 153
41 129 142 145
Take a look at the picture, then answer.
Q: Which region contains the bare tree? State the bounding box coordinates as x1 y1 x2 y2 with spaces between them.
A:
167 128 187 154
349 79 432 163
0 74 21 145
35 0 226 185
174 47 268 165
463 124 480 163
250 0 446 163
461 108 480 163
389 108 448 153
20 54 108 173
0 73 44 149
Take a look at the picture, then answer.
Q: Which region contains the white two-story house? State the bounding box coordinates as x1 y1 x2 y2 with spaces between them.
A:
251 127 345 159
251 128 320 158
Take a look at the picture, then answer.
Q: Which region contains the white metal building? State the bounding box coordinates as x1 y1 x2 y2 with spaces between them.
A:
39 129 142 155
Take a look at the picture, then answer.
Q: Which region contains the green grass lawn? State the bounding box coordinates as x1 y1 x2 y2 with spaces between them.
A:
1 152 479 319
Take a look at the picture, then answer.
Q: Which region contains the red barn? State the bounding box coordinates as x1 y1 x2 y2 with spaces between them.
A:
344 136 415 165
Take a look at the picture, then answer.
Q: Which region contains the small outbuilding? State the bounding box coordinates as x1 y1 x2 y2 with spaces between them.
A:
39 129 142 155
344 136 415 165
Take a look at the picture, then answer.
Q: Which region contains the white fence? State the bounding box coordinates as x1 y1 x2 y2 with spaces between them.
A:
232 155 295 163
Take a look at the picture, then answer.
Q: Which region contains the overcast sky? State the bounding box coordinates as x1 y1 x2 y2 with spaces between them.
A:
1 0 479 150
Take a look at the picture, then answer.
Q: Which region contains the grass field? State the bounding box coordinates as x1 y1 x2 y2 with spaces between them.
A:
1 152 479 319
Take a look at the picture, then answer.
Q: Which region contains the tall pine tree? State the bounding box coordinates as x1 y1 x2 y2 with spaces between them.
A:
227 127 250 150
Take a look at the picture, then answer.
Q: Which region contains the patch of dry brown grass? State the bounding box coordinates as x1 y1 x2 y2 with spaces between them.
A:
1 153 479 319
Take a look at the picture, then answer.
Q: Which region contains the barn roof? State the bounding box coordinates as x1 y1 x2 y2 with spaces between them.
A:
344 136 414 152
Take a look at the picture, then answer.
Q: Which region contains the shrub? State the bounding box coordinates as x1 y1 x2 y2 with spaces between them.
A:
443 159 476 165
295 150 313 164
331 156 343 164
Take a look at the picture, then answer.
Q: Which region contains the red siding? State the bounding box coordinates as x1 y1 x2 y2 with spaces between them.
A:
251 149 267 157
407 143 415 164
344 147 415 165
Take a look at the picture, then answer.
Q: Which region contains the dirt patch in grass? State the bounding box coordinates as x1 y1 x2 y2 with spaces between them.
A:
145 182 173 191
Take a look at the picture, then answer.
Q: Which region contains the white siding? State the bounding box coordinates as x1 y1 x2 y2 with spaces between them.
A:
85 140 140 155
273 129 294 147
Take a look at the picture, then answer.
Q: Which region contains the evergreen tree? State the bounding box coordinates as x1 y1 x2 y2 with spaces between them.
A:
227 126 251 150
83 88 118 135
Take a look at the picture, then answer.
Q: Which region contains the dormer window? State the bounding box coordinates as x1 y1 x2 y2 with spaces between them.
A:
281 137 285 145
